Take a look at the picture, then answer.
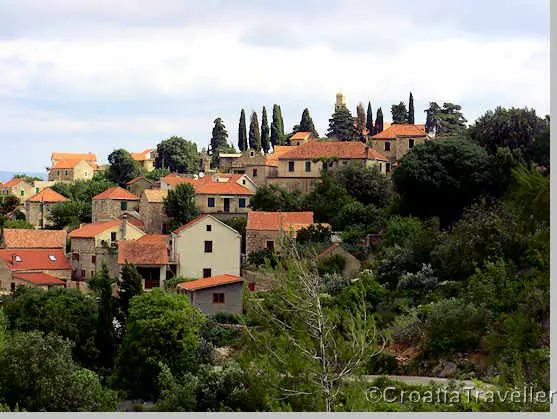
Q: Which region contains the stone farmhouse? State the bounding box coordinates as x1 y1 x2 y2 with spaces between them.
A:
48 152 98 183
139 189 172 235
126 176 154 197
92 186 140 223
25 187 69 229
370 124 429 172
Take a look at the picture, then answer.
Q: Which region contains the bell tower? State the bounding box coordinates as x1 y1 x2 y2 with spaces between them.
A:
335 90 347 111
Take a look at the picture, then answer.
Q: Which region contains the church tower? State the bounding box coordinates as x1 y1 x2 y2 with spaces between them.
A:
335 90 347 111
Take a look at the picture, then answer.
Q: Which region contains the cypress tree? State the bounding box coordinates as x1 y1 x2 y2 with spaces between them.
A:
209 117 230 167
238 109 247 151
366 101 373 135
249 111 261 151
294 108 319 138
271 104 285 146
408 92 415 124
356 102 366 137
261 106 270 153
375 107 384 134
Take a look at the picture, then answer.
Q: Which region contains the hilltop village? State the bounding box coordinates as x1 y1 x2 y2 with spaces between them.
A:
0 93 550 412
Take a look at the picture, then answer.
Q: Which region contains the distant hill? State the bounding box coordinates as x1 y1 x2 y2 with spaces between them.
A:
0 171 47 183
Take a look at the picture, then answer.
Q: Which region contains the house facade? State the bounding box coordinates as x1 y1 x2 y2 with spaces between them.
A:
0 178 35 202
289 131 316 146
130 149 156 172
25 188 69 228
126 176 154 197
228 146 294 187
48 159 96 183
246 211 314 255
92 187 140 223
172 214 241 279
370 124 429 170
139 189 172 234
176 274 243 314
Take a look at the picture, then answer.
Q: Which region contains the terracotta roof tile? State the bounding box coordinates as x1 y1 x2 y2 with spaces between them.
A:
130 149 155 161
69 220 122 238
126 176 152 185
177 274 242 291
93 187 138 200
118 240 168 265
2 178 25 188
161 174 254 195
315 243 340 259
137 234 169 244
290 131 313 141
0 248 71 271
247 211 314 231
372 124 428 139
278 139 388 161
52 152 97 161
51 159 94 169
3 229 66 249
143 189 168 203
264 146 296 167
28 188 69 203
13 272 66 286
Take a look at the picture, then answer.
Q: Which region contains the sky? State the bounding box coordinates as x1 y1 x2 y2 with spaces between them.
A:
0 0 549 172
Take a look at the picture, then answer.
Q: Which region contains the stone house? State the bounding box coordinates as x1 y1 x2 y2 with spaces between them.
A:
117 236 173 290
246 211 314 255
218 153 242 172
172 214 241 279
130 149 156 172
176 274 243 314
267 139 389 194
68 218 145 291
48 159 96 183
0 178 35 202
139 189 172 235
126 176 154 197
2 228 66 249
0 248 71 291
315 243 361 279
228 146 294 187
289 131 316 146
25 188 69 229
92 187 140 223
51 152 97 167
370 124 429 172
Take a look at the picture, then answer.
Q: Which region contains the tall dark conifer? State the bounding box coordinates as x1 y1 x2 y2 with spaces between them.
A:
249 111 261 151
375 107 384 134
261 106 270 153
271 104 285 146
408 92 415 124
238 109 247 151
366 101 373 135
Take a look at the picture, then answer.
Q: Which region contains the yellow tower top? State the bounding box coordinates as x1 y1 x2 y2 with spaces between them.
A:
335 90 347 111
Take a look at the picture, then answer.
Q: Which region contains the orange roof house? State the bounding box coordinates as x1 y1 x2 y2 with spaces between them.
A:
278 139 388 161
68 219 123 239
51 152 97 162
93 187 139 201
371 123 429 165
12 272 66 287
48 153 98 183
27 188 69 203
264 146 296 167
0 248 71 272
117 240 169 265
130 149 155 161
289 131 316 146
176 274 244 314
177 274 242 291
92 187 140 223
371 124 427 139
3 229 67 249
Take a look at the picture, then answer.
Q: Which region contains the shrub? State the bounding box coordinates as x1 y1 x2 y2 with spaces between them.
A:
247 249 279 268
317 254 346 276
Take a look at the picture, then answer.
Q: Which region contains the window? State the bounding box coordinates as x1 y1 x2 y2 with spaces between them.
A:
72 253 79 261
39 203 43 211
20 190 24 197
409 139 415 149
288 161 295 172
386 163 391 173
121 201 127 210
64 170 68 176
266 240 275 250
110 232 117 242
343 161 348 165
322 161 326 171
81 270 86 279
203 268 212 278
239 198 246 208
35 187 39 193
252 168 258 177
242 179 246 185
92 255 96 264
57 170 60 176
379 163 382 172
91 270 95 278
305 161 311 172
250 151 255 157
10 282 15 293
385 142 391 151
204 240 213 253
162 223 168 234
206 224 212 232
208 197 215 208
213 293 225 304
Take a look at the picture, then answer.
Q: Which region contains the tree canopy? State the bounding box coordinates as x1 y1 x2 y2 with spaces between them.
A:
163 183 200 229
391 101 408 124
293 108 319 138
408 92 415 124
326 107 360 141
209 118 234 167
238 109 248 151
271 104 285 147
248 111 261 151
154 136 200 174
366 102 373 135
374 107 384 134
261 107 271 154
424 102 467 137
107 149 141 187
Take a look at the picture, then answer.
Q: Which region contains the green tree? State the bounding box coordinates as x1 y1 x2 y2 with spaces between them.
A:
2 219 33 229
163 183 200 228
13 174 43 182
407 92 415 124
366 102 373 135
333 201 384 231
154 136 200 174
424 102 467 136
0 195 19 216
88 265 117 370
248 111 261 151
47 200 90 231
293 107 319 138
107 149 141 187
209 117 232 167
113 289 205 400
271 104 285 146
374 108 384 134
144 167 170 182
333 163 393 207
525 115 550 166
303 175 355 223
261 106 271 154
469 106 547 156
326 107 360 141
391 101 408 124
392 138 492 225
249 184 304 212
0 331 117 411
118 262 143 323
238 109 248 151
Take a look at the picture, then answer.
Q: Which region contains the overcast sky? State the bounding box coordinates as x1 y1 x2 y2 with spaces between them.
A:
0 0 549 172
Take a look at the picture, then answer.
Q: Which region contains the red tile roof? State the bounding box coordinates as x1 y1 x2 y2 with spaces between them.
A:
315 243 340 259
372 124 428 139
278 139 388 161
117 240 168 265
126 176 152 185
2 178 25 188
143 189 168 203
161 174 254 195
69 220 122 238
0 248 71 271
290 131 313 141
247 211 314 231
27 188 69 203
264 146 296 167
93 187 138 200
13 272 66 286
52 152 97 161
3 229 66 249
130 149 155 161
137 234 169 244
127 219 144 229
177 274 242 291
51 159 94 169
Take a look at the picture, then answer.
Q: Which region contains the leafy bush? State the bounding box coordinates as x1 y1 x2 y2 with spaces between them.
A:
247 249 279 268
296 224 331 245
320 272 350 296
317 254 346 276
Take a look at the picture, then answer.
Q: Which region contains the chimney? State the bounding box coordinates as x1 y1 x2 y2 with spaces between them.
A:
121 214 128 241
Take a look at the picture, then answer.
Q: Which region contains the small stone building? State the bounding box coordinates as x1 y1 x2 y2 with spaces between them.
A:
126 176 154 197
25 188 69 228
315 243 361 279
176 274 243 314
130 149 156 172
48 159 96 183
139 189 172 234
92 187 140 223
0 178 35 202
370 124 429 172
